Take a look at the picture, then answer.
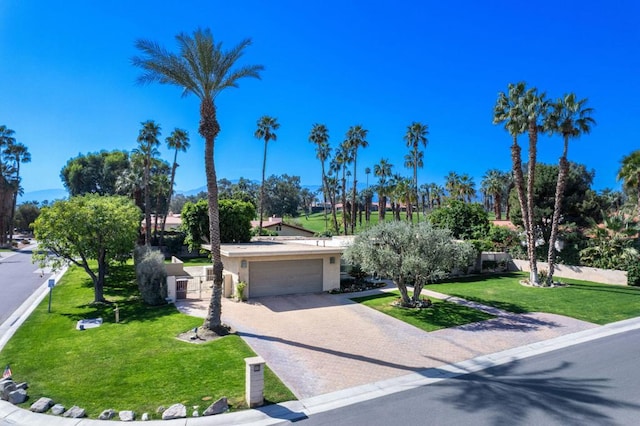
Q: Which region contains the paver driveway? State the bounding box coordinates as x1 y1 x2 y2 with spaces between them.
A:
177 287 597 399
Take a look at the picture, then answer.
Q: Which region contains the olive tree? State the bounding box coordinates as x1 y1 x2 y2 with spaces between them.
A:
33 194 141 303
344 221 476 307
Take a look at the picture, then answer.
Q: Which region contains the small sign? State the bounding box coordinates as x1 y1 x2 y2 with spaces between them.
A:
48 279 55 288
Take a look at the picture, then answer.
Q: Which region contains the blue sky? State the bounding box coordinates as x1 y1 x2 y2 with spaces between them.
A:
1 0 638 198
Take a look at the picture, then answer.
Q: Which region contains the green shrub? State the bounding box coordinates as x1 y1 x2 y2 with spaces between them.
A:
134 246 168 305
627 261 640 286
236 281 247 301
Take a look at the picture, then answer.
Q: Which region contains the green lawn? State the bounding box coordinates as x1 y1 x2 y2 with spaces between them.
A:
0 265 293 419
351 291 494 332
296 211 415 235
429 272 640 325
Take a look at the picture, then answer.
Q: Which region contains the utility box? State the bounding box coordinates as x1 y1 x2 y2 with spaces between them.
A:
245 356 265 407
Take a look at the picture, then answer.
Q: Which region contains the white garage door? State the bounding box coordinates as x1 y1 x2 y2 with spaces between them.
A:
249 259 323 298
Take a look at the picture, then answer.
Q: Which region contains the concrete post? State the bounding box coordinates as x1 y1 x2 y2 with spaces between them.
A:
245 356 265 407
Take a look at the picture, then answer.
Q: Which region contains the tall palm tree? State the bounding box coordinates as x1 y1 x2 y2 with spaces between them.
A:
481 169 508 220
135 120 161 246
333 142 353 235
160 128 190 246
3 141 30 245
545 93 595 284
364 167 371 188
444 171 461 199
458 173 476 202
374 158 392 221
255 115 280 235
0 126 16 246
618 150 640 216
133 28 263 332
403 122 429 221
309 124 332 232
494 82 546 285
345 125 368 234
404 150 423 209
428 183 445 208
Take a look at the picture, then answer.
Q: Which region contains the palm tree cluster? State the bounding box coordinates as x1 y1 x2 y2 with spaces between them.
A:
0 125 31 247
493 82 595 285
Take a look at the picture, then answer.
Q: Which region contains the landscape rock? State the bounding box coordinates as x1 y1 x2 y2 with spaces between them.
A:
119 410 135 421
203 397 229 416
192 409 199 417
8 389 27 404
30 397 54 413
162 403 187 420
156 405 165 413
141 412 150 421
0 380 16 401
15 382 28 391
51 404 65 415
62 405 86 418
99 408 116 420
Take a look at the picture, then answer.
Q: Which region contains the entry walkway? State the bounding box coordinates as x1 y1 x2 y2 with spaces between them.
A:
177 285 598 399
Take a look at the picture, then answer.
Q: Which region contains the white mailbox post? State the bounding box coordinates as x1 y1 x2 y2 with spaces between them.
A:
245 356 266 407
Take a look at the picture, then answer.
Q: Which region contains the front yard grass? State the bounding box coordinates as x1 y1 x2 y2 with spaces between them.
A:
351 291 494 332
429 272 640 325
0 264 293 419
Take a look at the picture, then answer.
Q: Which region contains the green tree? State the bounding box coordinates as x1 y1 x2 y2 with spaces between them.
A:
32 195 141 303
181 198 255 248
403 121 429 220
255 115 280 235
345 125 368 234
428 199 490 240
262 174 302 218
617 150 640 216
161 128 190 246
133 28 263 332
61 150 130 196
14 201 40 232
344 221 475 306
545 93 595 284
181 199 210 251
135 120 161 246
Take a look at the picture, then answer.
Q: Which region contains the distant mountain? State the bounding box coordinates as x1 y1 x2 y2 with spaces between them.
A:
19 188 68 204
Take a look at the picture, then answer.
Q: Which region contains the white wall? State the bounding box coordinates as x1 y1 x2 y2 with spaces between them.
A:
511 259 628 285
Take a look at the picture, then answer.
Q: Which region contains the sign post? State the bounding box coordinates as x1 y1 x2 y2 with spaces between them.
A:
47 279 55 313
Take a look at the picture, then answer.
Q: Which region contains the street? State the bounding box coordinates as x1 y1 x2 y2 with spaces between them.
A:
298 329 640 426
0 247 52 325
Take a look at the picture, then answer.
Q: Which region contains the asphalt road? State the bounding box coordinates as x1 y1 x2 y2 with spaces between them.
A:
298 328 640 426
0 247 52 325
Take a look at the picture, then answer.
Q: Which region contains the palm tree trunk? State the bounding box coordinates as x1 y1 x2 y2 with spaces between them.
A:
160 150 179 247
526 124 539 284
341 172 348 235
321 164 328 232
258 139 268 235
144 161 152 246
351 156 357 234
547 154 568 285
200 99 225 333
511 138 530 268
379 194 386 222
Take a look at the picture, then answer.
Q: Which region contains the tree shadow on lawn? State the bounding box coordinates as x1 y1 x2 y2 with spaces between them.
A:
432 359 640 426
62 264 178 324
564 282 640 297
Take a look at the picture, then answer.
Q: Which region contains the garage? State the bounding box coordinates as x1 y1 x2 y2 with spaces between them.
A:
249 259 323 297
